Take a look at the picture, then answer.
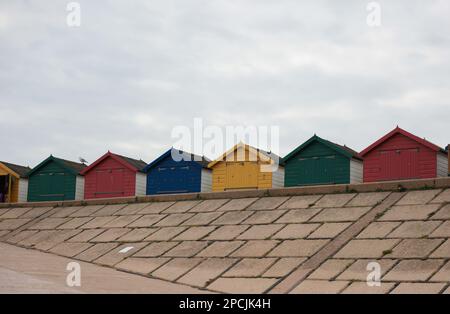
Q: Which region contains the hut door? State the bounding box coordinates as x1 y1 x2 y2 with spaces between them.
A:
399 149 419 179
226 162 258 189
380 148 419 180
96 168 125 197
297 156 335 185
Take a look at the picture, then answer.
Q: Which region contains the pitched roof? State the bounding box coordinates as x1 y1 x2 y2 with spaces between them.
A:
27 155 87 177
144 148 210 172
81 152 147 175
360 126 446 157
0 161 31 178
208 142 283 168
116 154 147 171
283 135 362 163
2 178 450 294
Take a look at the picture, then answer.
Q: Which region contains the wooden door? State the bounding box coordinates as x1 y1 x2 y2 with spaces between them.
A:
225 162 258 189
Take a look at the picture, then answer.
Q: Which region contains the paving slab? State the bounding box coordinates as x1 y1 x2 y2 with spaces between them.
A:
90 204 126 217
308 223 351 239
308 259 354 280
51 206 83 218
34 230 83 251
59 217 95 229
268 239 329 257
20 207 53 219
197 241 245 257
335 239 400 258
163 200 201 214
102 215 142 228
346 192 390 207
182 212 223 226
189 199 230 213
290 280 349 294
262 258 306 278
90 228 132 242
223 258 277 277
178 258 238 287
116 257 170 275
430 204 450 220
390 283 446 294
127 214 166 228
341 282 395 294
68 229 106 242
431 189 450 203
173 226 216 241
94 243 147 266
231 240 279 258
0 207 32 219
151 258 203 281
337 259 397 281
242 210 286 225
430 260 450 282
387 221 442 238
144 227 187 241
356 222 401 239
311 207 371 222
276 208 322 223
154 213 194 227
397 189 442 205
247 197 289 210
137 202 175 214
28 217 70 230
164 241 209 257
278 195 322 209
205 225 250 240
237 224 284 240
114 203 153 216
313 194 356 208
386 239 443 258
117 228 158 242
134 242 179 257
430 239 450 258
0 218 31 230
272 224 320 239
211 211 254 225
379 204 441 221
70 205 105 217
75 243 119 262
50 242 93 258
208 277 278 294
383 259 444 281
216 198 258 212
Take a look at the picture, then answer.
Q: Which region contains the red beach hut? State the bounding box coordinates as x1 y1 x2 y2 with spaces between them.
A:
81 152 147 199
360 127 448 182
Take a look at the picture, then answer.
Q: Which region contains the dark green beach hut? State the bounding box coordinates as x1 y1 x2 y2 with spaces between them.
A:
27 155 86 202
284 135 363 187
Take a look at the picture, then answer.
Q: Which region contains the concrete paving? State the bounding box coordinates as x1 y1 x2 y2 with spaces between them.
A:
0 243 204 293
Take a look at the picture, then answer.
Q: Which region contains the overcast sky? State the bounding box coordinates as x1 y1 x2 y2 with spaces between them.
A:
1 0 449 167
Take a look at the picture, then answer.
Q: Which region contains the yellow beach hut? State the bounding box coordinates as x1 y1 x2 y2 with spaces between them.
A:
0 161 31 203
208 143 284 192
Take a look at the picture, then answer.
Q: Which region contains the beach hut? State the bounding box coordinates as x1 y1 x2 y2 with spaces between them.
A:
0 161 31 203
145 148 211 195
284 135 363 187
360 127 448 182
80 152 147 199
27 155 86 202
208 142 284 191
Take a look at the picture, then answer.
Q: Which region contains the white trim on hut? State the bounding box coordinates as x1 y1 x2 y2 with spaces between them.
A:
201 169 212 192
135 172 147 196
350 159 363 184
